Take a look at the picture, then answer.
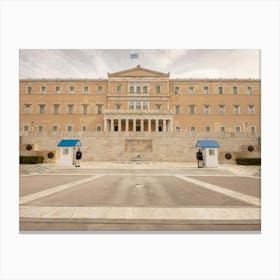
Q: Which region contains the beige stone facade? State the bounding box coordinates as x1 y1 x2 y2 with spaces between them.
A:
19 65 261 162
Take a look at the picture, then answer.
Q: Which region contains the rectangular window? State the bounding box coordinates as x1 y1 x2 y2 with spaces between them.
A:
115 104 121 110
24 104 31 114
96 104 102 114
82 104 88 115
175 87 179 94
27 86 32 94
53 104 59 114
250 126 256 134
39 104 45 114
56 86 60 94
189 105 196 115
220 126 226 133
175 105 181 114
235 126 241 133
67 126 72 132
68 104 74 114
156 85 161 93
70 86 74 94
218 105 225 115
143 86 148 93
233 86 238 95
190 126 195 133
84 86 88 94
142 100 148 110
82 126 87 132
175 126 181 133
203 86 209 94
41 86 46 94
129 86 134 93
155 104 162 110
248 86 253 95
96 126 102 132
63 148 69 155
248 105 255 114
52 125 58 132
128 101 134 109
189 86 194 94
37 125 43 132
136 86 141 93
98 86 103 94
24 125 29 132
204 105 210 115
219 86 223 95
136 100 141 109
205 126 211 132
209 149 215 156
116 85 121 93
233 105 240 115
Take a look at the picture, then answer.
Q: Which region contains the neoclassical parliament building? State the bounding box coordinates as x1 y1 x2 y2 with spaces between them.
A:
19 65 261 162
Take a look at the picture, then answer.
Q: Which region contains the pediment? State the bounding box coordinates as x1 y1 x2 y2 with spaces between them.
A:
108 65 169 78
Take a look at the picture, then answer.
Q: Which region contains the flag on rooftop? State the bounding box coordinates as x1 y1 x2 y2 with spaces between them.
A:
130 53 138 59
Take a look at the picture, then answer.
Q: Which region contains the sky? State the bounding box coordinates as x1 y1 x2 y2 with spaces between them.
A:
19 49 260 79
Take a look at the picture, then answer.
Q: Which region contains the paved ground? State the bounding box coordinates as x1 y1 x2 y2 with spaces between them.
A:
19 162 261 231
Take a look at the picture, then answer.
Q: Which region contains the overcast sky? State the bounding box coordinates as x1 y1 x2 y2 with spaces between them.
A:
19 49 260 79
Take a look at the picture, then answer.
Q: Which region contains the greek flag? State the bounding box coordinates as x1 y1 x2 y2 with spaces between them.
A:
130 53 138 59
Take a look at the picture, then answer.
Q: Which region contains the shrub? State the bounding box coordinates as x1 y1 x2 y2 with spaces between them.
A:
236 158 261 165
20 156 44 164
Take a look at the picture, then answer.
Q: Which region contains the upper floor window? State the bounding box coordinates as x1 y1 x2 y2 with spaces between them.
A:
155 104 162 110
82 104 88 115
175 126 181 133
23 125 29 132
248 105 255 114
41 86 46 94
52 125 58 132
67 125 73 132
190 126 196 133
53 104 60 114
233 86 238 95
142 100 148 110
156 85 161 94
205 126 211 132
189 86 194 94
98 86 103 94
219 86 223 95
235 126 241 133
56 86 60 94
220 126 226 133
129 101 134 109
175 105 181 114
218 105 225 115
115 104 121 110
69 86 74 94
189 105 196 115
24 104 31 114
27 86 32 94
248 86 253 95
143 86 148 93
129 86 134 93
39 104 45 114
204 105 210 115
203 86 209 94
250 126 256 134
68 104 74 114
96 126 102 132
136 100 141 109
37 125 43 132
136 86 141 93
175 87 180 94
96 104 103 114
116 85 121 93
84 86 88 94
233 105 240 115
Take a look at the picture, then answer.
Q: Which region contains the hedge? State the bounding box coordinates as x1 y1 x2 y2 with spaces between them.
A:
20 156 44 164
236 158 261 165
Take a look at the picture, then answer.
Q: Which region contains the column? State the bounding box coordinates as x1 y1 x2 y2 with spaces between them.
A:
148 119 151 132
118 119 121 132
111 119 114 132
125 119 129 132
140 119 144 132
163 119 166 132
155 119 159 132
104 118 107 132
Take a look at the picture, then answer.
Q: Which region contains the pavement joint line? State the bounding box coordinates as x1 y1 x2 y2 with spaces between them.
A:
19 175 105 205
174 175 260 207
19 206 260 221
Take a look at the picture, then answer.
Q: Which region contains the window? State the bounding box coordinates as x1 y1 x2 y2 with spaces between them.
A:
56 86 60 94
41 86 46 94
205 126 211 132
70 86 74 94
250 126 256 134
175 126 181 133
37 125 43 132
82 126 87 132
204 105 210 115
82 104 88 115
190 126 196 133
96 126 102 132
220 126 226 133
67 126 72 132
233 86 238 95
96 104 102 114
137 86 141 93
24 104 31 114
39 104 45 114
63 148 69 155
209 149 215 156
175 105 181 114
143 86 148 93
27 86 32 94
203 86 209 94
156 85 161 93
83 86 88 94
189 105 196 115
68 104 74 114
53 104 59 114
116 85 121 93
235 126 241 133
189 86 194 94
142 100 148 110
248 86 253 95
218 105 225 115
98 86 102 94
129 101 134 109
175 87 179 94
219 86 223 95
129 86 134 93
24 125 29 132
115 104 121 110
233 105 240 115
136 100 141 109
155 104 162 110
52 125 58 132
248 105 255 114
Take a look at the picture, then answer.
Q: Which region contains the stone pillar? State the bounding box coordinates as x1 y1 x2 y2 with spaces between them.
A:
104 118 107 132
111 119 114 132
140 119 144 132
148 119 151 132
118 119 121 132
155 119 159 132
133 119 136 132
170 119 173 132
125 119 129 132
163 119 166 132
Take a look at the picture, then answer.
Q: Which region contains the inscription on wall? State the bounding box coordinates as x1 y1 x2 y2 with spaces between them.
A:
125 139 153 152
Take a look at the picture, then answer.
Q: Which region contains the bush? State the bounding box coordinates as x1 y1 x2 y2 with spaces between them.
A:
236 158 261 165
20 156 44 164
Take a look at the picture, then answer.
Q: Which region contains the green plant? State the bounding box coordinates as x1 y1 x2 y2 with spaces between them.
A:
20 156 44 164
236 158 261 165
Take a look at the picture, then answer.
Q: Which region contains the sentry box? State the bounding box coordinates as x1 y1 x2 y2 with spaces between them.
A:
195 140 220 168
57 139 82 166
